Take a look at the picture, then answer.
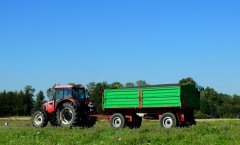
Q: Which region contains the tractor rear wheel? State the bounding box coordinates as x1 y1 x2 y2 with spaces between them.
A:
57 103 79 127
32 110 48 128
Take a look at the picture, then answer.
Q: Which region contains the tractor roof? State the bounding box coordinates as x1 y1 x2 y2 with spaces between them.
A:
55 85 85 89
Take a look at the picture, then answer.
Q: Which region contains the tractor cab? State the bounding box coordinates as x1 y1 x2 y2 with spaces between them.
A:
54 85 87 103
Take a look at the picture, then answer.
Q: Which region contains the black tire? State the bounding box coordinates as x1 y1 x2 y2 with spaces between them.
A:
85 116 97 128
188 113 196 126
160 113 177 128
56 103 79 127
126 114 142 129
85 105 97 128
49 115 60 127
135 116 142 128
110 113 125 129
32 110 48 128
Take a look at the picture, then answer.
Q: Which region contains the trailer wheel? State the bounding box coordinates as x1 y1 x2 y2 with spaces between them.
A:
135 116 142 128
32 110 48 128
126 115 142 129
110 113 125 129
160 113 177 128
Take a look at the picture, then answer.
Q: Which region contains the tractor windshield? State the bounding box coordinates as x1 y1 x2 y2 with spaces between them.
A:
73 88 86 101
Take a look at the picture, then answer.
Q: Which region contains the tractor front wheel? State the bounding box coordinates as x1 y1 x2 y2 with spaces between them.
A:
32 110 48 128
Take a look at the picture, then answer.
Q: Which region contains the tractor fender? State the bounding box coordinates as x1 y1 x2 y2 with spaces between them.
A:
56 99 80 109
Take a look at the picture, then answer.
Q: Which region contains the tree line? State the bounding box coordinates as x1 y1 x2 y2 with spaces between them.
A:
0 78 239 118
0 85 44 116
180 78 240 118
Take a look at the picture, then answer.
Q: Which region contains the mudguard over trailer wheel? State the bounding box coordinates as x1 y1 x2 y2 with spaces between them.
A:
160 112 177 128
110 113 125 129
32 110 48 128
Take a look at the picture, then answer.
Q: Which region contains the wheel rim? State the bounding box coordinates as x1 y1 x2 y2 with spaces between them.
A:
162 117 173 128
112 117 122 128
60 108 73 125
34 114 43 125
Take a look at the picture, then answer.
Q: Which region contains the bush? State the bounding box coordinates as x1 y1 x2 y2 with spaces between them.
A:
195 111 209 119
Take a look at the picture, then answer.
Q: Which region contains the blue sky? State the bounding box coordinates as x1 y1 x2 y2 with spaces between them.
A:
0 0 239 95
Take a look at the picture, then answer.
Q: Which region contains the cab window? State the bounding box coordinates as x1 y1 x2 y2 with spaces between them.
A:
64 88 72 99
55 89 64 101
73 89 85 101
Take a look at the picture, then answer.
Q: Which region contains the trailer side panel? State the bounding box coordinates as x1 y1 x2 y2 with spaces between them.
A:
142 86 181 107
104 88 139 108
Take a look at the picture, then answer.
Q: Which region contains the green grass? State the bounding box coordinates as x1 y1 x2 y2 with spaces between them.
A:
0 120 240 145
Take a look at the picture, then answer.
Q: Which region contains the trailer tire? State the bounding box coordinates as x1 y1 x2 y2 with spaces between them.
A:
126 115 142 129
32 110 48 128
160 113 177 128
135 116 142 128
110 113 125 129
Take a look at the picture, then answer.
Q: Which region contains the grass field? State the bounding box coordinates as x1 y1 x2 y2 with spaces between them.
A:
0 119 240 145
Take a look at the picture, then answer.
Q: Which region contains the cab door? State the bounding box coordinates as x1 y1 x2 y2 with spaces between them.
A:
46 88 64 113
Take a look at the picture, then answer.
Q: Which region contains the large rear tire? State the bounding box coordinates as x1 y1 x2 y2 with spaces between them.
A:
32 110 48 128
160 113 177 128
57 103 79 127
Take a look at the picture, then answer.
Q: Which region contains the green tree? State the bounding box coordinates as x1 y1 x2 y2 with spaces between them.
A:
135 80 148 87
87 82 109 113
86 82 96 94
110 82 124 89
179 77 197 86
24 85 35 115
17 91 25 115
33 91 45 111
68 82 82 87
200 87 219 118
125 82 135 87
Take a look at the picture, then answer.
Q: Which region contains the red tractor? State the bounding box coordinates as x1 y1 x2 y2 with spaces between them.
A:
32 85 97 128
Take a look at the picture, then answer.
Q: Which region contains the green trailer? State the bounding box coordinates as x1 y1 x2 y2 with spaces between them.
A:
96 84 201 129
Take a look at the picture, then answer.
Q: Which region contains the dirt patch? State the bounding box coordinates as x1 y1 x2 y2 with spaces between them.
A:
0 117 31 121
